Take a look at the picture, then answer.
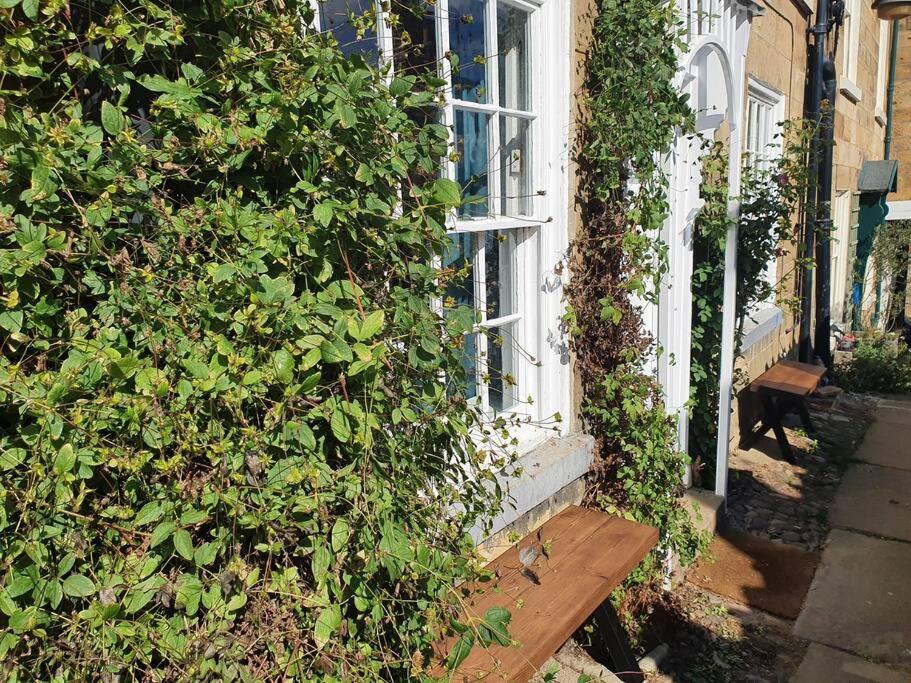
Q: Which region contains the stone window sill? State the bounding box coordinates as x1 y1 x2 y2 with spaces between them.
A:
840 80 862 104
479 433 595 540
741 306 784 352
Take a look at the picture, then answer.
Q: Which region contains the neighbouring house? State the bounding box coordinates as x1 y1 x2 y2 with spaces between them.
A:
830 0 898 332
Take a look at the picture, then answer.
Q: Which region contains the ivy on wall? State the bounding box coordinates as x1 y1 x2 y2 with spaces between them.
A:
566 0 707 594
0 1 505 679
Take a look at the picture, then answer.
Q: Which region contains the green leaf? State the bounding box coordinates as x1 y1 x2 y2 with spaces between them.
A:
213 263 236 283
432 178 462 208
320 339 352 364
336 101 357 129
313 604 342 649
173 529 194 561
21 0 37 19
149 521 176 548
313 203 334 228
194 542 218 567
134 502 163 527
270 348 295 383
482 606 512 646
175 574 203 616
446 632 475 670
62 574 95 598
0 448 25 471
311 545 331 585
0 310 23 333
101 101 124 136
357 310 384 340
331 519 350 553
330 409 351 443
53 444 76 475
389 77 412 98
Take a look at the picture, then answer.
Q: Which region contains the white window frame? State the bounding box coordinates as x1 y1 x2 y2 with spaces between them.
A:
744 79 784 173
309 0 571 454
742 78 785 346
840 0 863 103
683 0 722 39
875 19 890 125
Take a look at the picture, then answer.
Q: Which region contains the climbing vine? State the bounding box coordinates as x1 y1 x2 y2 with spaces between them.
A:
566 0 707 596
0 1 507 680
872 218 911 330
688 142 729 483
736 120 813 338
688 122 812 484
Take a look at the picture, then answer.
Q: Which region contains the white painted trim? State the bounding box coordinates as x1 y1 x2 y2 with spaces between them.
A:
886 200 911 220
740 306 783 351
478 434 594 540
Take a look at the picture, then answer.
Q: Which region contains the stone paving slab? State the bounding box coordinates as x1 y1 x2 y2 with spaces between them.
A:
794 529 911 669
792 643 909 683
873 404 911 427
855 421 911 471
830 464 911 542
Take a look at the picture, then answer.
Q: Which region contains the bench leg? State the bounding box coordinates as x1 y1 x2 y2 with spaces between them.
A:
797 399 815 435
590 601 644 683
760 393 796 464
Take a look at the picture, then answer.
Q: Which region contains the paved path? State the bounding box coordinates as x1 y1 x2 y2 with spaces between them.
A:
792 397 911 681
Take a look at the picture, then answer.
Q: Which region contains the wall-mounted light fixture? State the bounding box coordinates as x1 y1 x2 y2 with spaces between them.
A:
873 0 911 20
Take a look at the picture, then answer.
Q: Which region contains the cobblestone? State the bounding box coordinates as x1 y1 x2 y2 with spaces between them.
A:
725 392 878 551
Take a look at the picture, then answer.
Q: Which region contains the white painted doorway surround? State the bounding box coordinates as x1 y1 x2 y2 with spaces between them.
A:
653 0 759 499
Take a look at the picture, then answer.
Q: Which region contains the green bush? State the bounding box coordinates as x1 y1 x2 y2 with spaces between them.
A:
0 2 500 679
832 339 911 394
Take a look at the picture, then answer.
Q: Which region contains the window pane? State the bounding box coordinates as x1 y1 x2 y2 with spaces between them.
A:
393 1 437 77
454 109 490 217
487 323 517 412
461 332 479 400
497 3 529 111
443 234 478 400
320 0 378 63
449 0 489 103
499 115 530 216
485 230 516 320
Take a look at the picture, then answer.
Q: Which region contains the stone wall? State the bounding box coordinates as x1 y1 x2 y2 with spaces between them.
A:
891 19 911 202
833 1 889 193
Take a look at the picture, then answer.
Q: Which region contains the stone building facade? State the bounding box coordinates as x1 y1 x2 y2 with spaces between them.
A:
830 0 894 328
732 0 893 445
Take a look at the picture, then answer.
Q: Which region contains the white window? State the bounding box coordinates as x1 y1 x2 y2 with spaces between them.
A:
684 0 722 38
744 82 783 172
744 79 785 308
311 0 570 451
875 19 891 124
840 0 862 101
832 191 853 324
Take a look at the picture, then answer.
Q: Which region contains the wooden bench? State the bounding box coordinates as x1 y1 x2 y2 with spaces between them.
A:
433 505 658 682
748 359 826 464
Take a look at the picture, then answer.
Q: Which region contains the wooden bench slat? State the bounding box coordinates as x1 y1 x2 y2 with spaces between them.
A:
434 506 658 682
749 360 825 396
458 506 606 612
